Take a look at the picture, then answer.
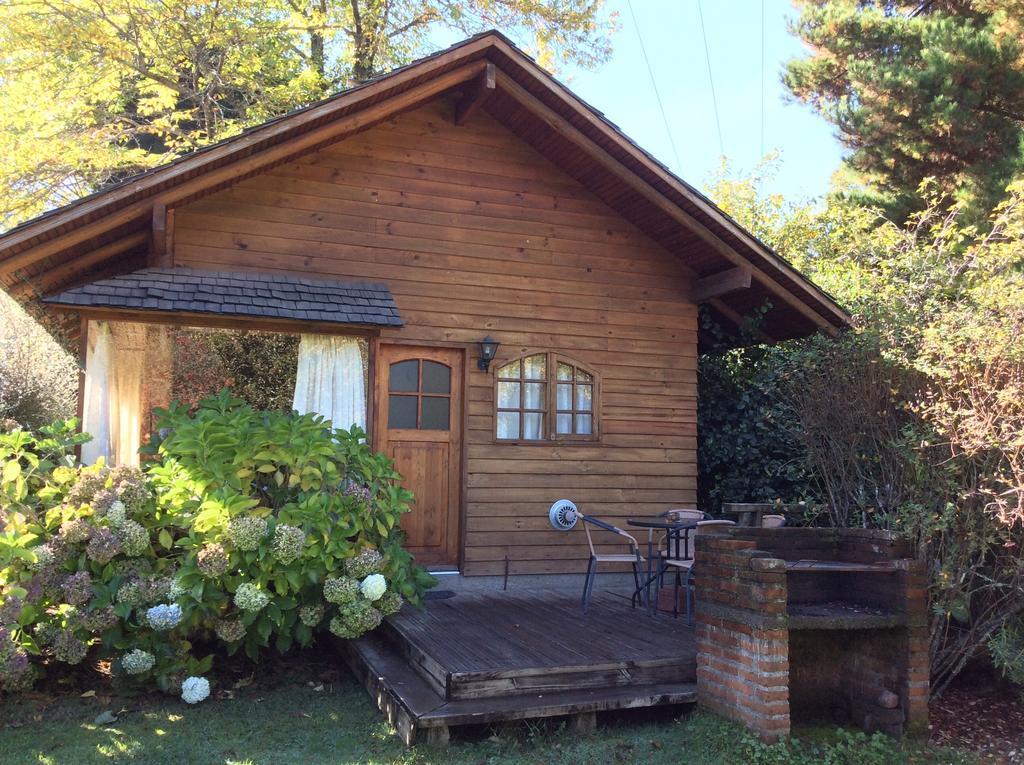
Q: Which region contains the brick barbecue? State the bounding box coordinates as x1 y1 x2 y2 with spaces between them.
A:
692 527 929 742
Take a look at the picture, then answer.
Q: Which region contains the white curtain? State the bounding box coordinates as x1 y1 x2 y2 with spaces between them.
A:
81 321 144 466
292 335 366 430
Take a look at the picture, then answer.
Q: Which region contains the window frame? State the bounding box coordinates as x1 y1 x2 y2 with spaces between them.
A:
386 357 453 431
492 351 600 444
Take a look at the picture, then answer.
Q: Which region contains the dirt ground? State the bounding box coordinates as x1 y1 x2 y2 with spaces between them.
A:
930 671 1024 765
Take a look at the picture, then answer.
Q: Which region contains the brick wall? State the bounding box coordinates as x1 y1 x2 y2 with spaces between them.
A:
694 537 791 741
694 528 929 741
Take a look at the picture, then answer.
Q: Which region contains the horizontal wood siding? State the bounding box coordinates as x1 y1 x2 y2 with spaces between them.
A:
173 98 698 576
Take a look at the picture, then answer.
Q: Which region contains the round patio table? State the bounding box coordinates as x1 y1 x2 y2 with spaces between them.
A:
626 517 699 612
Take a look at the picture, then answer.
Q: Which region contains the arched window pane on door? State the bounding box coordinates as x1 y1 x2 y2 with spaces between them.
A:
422 361 451 394
389 360 419 392
387 358 452 430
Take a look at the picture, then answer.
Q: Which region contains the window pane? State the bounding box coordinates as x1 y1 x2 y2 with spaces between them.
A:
577 368 593 383
421 396 450 430
497 359 520 378
422 361 450 394
497 411 519 439
557 362 574 381
523 412 544 440
389 360 419 392
576 384 593 411
497 381 520 409
557 383 572 410
523 354 546 380
556 413 572 434
575 414 592 435
388 395 417 428
524 382 545 409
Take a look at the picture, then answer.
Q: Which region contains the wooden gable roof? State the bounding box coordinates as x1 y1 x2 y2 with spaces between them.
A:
0 30 849 344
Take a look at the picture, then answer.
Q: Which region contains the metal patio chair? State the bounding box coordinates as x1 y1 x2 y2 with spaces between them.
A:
580 515 645 614
653 508 712 559
658 519 736 624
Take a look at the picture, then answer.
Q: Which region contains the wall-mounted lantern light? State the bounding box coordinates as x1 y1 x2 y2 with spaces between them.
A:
477 336 500 372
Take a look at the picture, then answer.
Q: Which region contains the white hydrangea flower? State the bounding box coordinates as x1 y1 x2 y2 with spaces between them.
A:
234 582 270 612
105 500 127 527
360 573 387 602
228 515 268 551
167 577 187 600
122 649 156 675
31 545 55 569
181 676 210 704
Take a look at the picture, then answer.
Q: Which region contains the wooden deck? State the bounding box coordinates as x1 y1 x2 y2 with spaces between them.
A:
342 589 697 745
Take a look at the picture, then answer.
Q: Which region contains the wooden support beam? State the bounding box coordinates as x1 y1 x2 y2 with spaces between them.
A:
691 266 752 303
0 60 488 279
9 231 148 300
166 208 175 265
149 203 175 267
707 298 772 344
491 70 838 335
150 202 168 266
454 62 496 125
64 307 384 338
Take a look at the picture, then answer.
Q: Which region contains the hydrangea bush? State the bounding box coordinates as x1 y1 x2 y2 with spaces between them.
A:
0 392 434 696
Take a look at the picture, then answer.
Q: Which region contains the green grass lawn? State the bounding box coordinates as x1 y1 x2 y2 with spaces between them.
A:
0 654 972 765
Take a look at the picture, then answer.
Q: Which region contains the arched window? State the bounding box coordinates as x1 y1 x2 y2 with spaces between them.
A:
494 352 599 442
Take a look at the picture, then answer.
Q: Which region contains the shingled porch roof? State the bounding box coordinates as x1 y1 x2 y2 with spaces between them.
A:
43 268 403 328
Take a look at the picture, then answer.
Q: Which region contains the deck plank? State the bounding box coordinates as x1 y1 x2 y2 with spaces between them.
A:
386 589 697 700
343 589 699 742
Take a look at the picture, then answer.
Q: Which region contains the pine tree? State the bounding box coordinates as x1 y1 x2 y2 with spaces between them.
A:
785 0 1024 223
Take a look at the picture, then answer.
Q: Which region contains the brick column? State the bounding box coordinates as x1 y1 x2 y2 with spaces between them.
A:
695 536 790 742
901 565 931 735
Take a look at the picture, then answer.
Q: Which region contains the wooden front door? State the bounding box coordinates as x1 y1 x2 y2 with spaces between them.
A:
375 345 462 567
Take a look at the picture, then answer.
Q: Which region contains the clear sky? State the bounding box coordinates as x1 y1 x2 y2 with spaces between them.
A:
458 0 848 202
563 0 846 201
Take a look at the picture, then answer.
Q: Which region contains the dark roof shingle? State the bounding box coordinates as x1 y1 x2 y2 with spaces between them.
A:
43 267 403 328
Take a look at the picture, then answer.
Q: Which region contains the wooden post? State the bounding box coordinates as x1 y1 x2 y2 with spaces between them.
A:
75 316 89 460
568 711 597 735
421 725 450 746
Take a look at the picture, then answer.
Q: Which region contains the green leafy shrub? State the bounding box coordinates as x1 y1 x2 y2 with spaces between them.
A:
0 293 77 430
989 615 1024 693
149 390 433 660
740 727 956 765
169 328 300 411
0 391 433 697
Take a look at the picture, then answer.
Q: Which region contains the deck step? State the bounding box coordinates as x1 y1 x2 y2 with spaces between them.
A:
445 657 696 699
418 681 698 728
381 616 695 700
341 631 697 742
381 591 698 701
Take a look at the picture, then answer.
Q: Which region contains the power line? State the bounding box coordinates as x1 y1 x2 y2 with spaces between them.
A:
625 0 682 172
696 0 725 158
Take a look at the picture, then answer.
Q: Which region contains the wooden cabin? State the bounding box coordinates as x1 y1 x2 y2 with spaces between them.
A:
0 31 849 578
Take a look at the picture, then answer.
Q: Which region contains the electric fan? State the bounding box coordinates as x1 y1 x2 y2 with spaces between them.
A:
548 499 579 531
